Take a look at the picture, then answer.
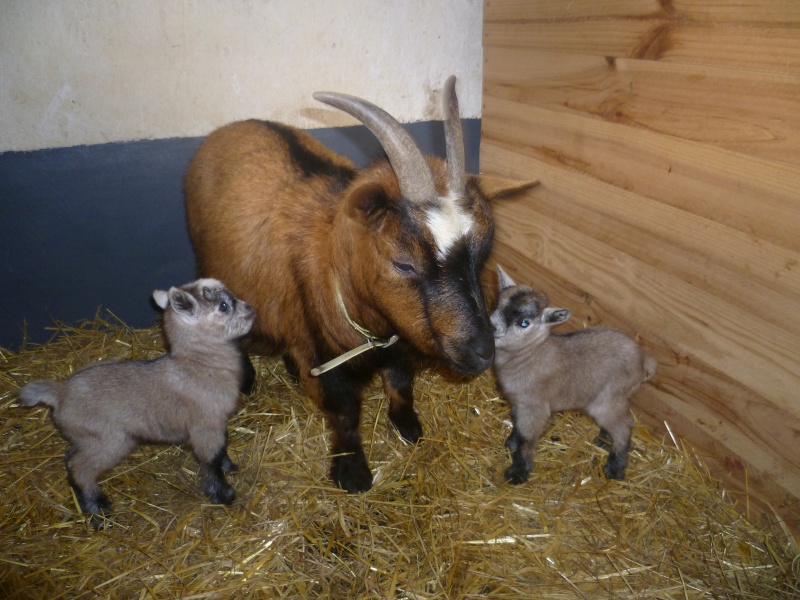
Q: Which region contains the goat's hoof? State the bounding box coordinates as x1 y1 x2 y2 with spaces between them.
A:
602 463 626 481
390 409 423 444
86 501 113 531
88 512 114 531
86 499 113 530
77 490 112 530
89 491 111 513
504 465 530 485
204 480 236 505
331 454 373 493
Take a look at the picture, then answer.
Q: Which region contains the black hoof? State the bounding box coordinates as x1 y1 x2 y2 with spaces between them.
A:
203 477 236 505
88 512 114 530
81 492 112 530
331 453 373 493
389 407 423 443
602 461 626 481
208 483 236 505
602 446 629 480
504 465 530 485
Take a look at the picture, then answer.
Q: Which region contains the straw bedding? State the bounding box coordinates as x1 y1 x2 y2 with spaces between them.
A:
1 313 798 599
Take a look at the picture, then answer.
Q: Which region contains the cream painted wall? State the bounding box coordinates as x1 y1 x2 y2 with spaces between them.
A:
0 0 483 152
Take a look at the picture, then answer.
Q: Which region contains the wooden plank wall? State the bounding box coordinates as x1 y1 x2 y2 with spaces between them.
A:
481 0 800 534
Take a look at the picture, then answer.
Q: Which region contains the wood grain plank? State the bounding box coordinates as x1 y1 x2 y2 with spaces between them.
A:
484 20 800 76
674 0 800 23
481 96 800 253
484 19 652 57
485 0 800 23
484 46 800 165
484 0 663 21
662 25 800 76
480 154 800 417
634 386 800 530
482 145 800 342
480 140 800 308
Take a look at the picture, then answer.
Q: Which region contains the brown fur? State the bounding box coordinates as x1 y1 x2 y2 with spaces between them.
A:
491 266 656 483
185 85 536 493
19 278 255 526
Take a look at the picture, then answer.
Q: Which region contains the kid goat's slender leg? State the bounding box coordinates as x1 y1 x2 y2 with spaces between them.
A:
191 426 236 504
505 401 550 484
588 403 634 480
66 437 136 525
219 429 238 473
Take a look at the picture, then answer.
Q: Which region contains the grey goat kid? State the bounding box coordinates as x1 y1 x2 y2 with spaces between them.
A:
18 278 255 527
491 266 656 484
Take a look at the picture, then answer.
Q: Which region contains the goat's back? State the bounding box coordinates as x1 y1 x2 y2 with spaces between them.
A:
498 327 653 412
184 120 358 346
50 357 239 444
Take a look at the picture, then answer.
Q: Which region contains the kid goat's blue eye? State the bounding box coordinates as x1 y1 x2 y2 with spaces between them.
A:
219 302 228 312
518 319 530 328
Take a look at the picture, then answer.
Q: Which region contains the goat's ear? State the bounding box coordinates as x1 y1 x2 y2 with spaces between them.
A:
344 182 390 229
542 307 571 326
167 287 199 318
472 174 539 201
496 264 516 290
152 289 170 310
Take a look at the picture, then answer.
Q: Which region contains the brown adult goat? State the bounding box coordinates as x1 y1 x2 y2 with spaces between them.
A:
185 77 534 492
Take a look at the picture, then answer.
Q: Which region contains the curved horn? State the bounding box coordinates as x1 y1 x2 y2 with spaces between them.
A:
442 75 466 194
313 91 437 204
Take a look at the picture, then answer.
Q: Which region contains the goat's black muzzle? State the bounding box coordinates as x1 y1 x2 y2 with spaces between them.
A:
452 329 495 375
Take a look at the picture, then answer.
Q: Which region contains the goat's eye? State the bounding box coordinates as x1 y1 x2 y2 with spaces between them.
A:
518 319 530 328
219 302 228 312
392 261 417 275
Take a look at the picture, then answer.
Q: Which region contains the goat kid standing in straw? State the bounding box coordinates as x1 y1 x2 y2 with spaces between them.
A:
19 278 255 528
491 265 656 484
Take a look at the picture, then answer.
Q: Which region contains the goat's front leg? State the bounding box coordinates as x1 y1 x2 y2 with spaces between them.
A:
317 370 372 493
506 438 536 484
380 362 422 443
505 401 549 485
219 429 238 473
504 417 524 453
191 427 236 505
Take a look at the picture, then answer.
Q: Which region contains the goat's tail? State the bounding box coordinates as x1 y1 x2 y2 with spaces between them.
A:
19 380 60 408
642 355 657 383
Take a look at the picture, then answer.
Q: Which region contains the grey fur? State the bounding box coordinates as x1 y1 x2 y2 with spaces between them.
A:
491 266 656 484
18 278 255 527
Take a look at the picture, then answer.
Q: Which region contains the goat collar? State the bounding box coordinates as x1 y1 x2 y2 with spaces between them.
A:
310 281 399 377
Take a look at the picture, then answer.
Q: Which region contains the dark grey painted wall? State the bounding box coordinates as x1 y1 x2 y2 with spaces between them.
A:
0 119 481 350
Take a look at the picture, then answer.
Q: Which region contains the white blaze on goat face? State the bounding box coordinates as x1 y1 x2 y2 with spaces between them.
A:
426 192 475 261
195 277 225 289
